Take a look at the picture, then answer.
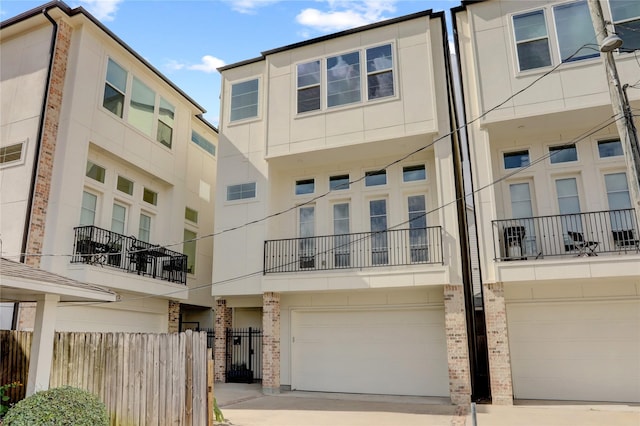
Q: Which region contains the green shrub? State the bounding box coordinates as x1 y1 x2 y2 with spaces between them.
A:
3 386 109 426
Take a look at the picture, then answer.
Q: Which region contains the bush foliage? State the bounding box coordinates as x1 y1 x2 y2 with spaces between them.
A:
3 386 109 426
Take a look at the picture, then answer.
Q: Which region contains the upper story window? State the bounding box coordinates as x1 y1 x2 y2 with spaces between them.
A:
143 187 158 205
103 58 175 148
327 51 361 108
191 131 216 156
86 161 106 183
227 182 256 201
513 10 552 71
598 139 623 158
103 58 127 117
549 143 578 164
329 174 350 190
230 79 259 122
297 60 321 113
504 150 530 169
366 44 394 100
185 207 198 223
365 170 387 186
403 165 426 182
295 179 315 195
553 1 597 62
0 143 24 165
117 176 134 195
610 1 640 50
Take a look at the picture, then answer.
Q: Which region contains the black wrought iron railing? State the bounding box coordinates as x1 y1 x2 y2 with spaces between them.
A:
492 208 639 261
71 225 188 285
264 226 443 274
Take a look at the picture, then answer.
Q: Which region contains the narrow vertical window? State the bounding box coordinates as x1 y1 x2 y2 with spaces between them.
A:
366 44 394 100
333 203 350 267
103 58 127 117
327 51 360 107
157 98 174 148
184 229 197 274
369 199 388 265
111 203 126 234
129 77 155 135
139 213 151 242
80 191 98 226
556 178 583 250
299 206 315 269
408 195 427 262
513 10 551 71
605 172 632 231
509 182 536 255
297 60 321 113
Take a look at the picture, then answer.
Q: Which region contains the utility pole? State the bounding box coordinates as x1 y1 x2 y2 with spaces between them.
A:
587 0 640 207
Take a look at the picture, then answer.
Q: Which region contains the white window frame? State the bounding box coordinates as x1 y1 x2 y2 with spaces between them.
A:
138 212 153 243
229 78 260 122
548 143 578 165
80 189 100 226
512 9 552 72
111 202 128 235
296 60 322 113
609 1 640 52
226 182 257 201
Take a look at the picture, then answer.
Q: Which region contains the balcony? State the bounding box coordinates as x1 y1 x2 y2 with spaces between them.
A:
71 226 188 285
264 226 443 274
492 209 639 261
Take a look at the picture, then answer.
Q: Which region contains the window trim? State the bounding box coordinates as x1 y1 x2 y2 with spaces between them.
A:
226 182 257 202
0 141 27 168
366 43 396 101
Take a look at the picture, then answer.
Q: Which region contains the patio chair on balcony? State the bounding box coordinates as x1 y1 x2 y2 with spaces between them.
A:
564 231 599 256
612 230 640 253
503 226 526 260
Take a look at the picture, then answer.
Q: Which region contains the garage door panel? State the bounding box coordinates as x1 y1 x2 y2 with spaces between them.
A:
292 308 449 397
507 300 640 402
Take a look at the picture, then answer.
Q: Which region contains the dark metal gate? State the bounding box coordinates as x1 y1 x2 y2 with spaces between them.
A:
225 327 263 383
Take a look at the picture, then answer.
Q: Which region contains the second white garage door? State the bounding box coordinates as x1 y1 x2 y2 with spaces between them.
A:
291 307 449 397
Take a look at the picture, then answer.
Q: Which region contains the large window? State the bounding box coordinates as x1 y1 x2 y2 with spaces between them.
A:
366 44 394 100
184 229 197 274
230 79 259 121
327 51 361 108
80 191 98 226
553 1 597 62
227 182 256 201
103 58 126 117
297 60 321 113
513 10 552 71
610 1 640 50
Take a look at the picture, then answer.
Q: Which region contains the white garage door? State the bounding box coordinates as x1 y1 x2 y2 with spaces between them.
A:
291 308 449 397
507 300 640 402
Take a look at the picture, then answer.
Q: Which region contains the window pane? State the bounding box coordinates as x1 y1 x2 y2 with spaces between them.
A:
191 131 216 156
297 61 320 87
86 161 105 183
80 191 97 226
510 183 534 218
408 195 426 228
117 176 134 195
106 58 127 92
295 179 315 195
299 206 315 237
111 203 126 234
367 44 394 100
556 178 580 213
330 174 350 190
143 188 158 205
184 229 197 274
327 51 361 107
549 144 577 163
157 120 173 148
333 203 350 233
0 143 23 164
139 214 151 242
103 84 125 117
514 10 547 41
610 1 640 21
598 139 623 157
157 98 174 148
504 150 530 169
403 165 426 182
554 1 598 61
517 39 552 70
227 182 256 200
615 18 640 53
230 79 259 121
297 86 321 113
185 207 198 223
365 170 386 186
129 77 155 135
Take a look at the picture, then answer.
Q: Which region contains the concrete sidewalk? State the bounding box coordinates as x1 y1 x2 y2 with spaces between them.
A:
213 383 640 426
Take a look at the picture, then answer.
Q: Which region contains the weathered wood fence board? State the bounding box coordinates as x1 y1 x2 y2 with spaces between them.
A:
0 330 209 425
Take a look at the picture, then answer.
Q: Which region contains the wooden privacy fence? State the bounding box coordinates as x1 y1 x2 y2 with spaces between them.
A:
0 330 213 426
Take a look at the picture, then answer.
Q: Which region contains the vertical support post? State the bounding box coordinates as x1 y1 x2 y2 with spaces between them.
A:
262 292 280 394
26 294 60 396
214 299 230 382
248 327 253 384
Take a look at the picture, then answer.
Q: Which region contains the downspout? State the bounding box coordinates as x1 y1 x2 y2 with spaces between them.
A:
445 11 491 401
19 8 58 264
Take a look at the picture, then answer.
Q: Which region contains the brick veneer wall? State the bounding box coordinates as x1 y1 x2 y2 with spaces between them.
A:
214 300 231 382
483 282 514 405
444 284 472 405
168 301 180 333
262 292 280 394
18 20 73 331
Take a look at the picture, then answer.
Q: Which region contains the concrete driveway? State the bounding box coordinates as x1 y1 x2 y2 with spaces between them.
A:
214 383 640 426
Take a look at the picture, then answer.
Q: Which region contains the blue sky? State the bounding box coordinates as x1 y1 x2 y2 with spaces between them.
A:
1 0 458 125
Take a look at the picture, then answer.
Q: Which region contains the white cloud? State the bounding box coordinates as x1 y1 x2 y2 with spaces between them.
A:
76 0 123 21
165 56 226 74
224 0 280 14
296 0 397 33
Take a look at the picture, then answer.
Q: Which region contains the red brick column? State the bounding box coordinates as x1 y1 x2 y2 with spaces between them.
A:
484 282 513 405
18 20 73 331
444 284 472 405
214 300 231 382
262 292 280 394
168 301 180 333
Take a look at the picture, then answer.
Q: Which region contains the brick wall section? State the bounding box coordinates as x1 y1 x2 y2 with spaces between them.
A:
484 282 514 405
444 284 472 405
18 20 73 331
262 292 280 394
214 300 231 382
168 301 180 333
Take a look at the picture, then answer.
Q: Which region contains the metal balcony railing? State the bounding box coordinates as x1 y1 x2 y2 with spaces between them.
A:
71 225 188 285
492 208 639 261
264 226 443 274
